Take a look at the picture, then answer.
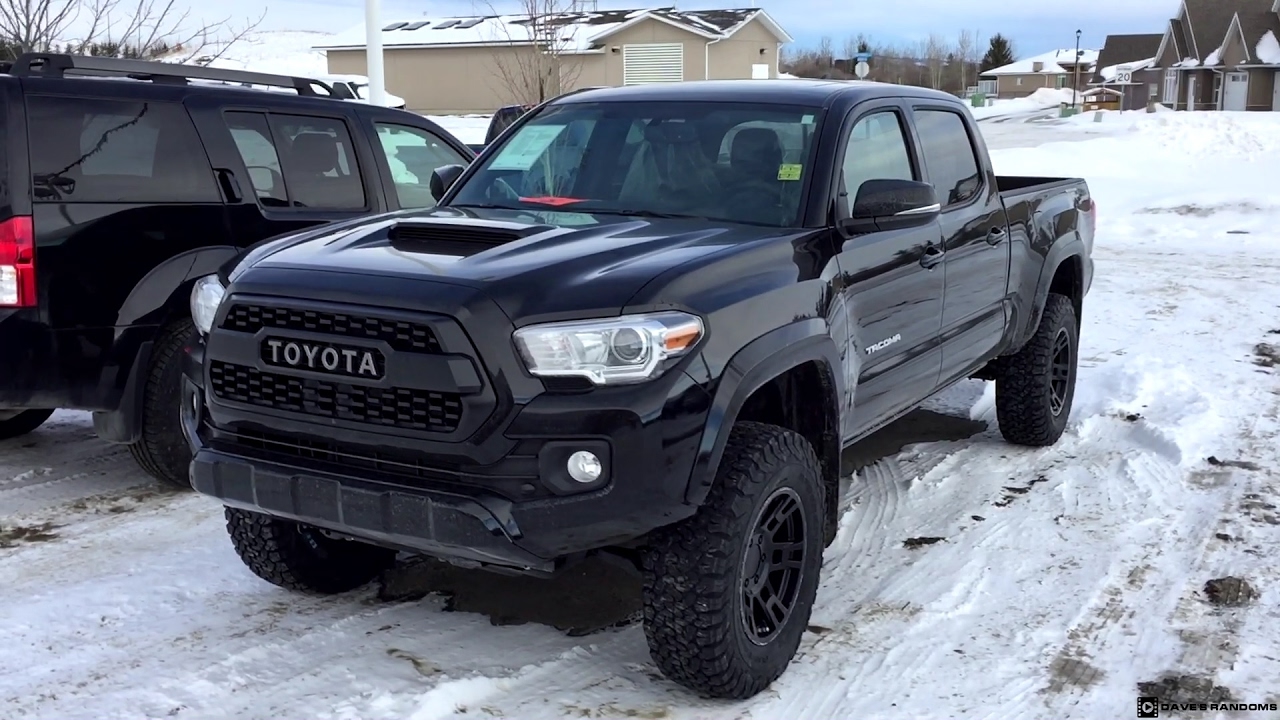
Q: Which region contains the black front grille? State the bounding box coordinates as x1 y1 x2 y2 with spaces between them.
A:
221 304 442 354
209 361 462 432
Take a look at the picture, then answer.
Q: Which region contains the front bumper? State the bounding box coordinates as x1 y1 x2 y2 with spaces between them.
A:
182 303 713 574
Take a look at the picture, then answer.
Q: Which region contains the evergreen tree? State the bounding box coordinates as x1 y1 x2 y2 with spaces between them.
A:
981 33 1015 72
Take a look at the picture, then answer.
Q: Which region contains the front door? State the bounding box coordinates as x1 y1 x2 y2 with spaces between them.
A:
833 102 944 439
909 105 1011 386
1272 71 1280 111
1186 74 1197 110
1224 72 1249 111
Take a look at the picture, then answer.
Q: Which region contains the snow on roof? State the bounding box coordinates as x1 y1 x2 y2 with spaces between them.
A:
314 7 791 53
1258 29 1280 64
1098 56 1155 81
1203 46 1222 66
981 47 1100 75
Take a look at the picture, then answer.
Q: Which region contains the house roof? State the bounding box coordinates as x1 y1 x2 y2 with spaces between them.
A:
1090 33 1162 83
314 7 792 53
1158 0 1280 66
979 47 1100 76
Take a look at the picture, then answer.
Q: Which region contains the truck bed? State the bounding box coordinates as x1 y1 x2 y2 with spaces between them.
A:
996 175 1086 198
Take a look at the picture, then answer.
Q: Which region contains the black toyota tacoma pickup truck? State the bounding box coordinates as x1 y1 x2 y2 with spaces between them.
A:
182 79 1095 699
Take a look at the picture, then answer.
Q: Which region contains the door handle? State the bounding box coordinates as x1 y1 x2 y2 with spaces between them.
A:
986 226 1007 245
215 168 243 203
919 243 945 269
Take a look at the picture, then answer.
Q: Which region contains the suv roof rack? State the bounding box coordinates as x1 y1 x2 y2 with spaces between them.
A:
7 53 335 97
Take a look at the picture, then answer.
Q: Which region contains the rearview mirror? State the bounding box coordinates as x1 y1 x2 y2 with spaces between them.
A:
846 179 940 231
430 164 466 201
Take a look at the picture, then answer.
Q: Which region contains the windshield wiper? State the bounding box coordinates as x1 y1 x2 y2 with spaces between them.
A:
587 209 703 220
449 202 530 212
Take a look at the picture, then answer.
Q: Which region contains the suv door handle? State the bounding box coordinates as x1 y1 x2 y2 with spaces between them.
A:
215 168 243 203
919 243 945 269
986 226 1007 245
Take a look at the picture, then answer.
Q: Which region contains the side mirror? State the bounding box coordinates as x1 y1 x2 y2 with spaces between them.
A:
845 179 940 232
429 164 466 201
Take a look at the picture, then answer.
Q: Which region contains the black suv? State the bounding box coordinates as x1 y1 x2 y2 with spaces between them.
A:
183 80 1093 698
0 53 475 485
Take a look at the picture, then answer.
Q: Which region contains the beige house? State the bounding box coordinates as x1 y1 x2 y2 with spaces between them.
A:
316 7 793 114
1152 0 1280 111
978 48 1100 99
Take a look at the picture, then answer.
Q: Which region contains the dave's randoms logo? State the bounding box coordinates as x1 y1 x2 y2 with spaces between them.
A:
1137 697 1159 718
1139 697 1278 717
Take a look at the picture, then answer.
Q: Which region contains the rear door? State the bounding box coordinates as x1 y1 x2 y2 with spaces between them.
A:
908 105 1011 384
185 96 384 247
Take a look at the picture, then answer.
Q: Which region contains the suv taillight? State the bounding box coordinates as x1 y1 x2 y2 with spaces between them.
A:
0 216 35 307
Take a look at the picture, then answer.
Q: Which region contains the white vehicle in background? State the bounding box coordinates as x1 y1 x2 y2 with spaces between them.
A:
317 74 407 109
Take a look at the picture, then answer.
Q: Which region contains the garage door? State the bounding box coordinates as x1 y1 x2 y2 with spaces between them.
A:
622 43 684 85
1223 72 1248 111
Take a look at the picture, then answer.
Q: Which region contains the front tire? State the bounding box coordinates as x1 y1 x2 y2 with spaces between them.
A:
225 508 397 594
641 421 825 699
995 292 1079 446
128 318 196 487
0 409 55 440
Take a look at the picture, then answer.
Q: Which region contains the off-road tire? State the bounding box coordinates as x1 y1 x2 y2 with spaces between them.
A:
128 317 196 487
641 421 825 699
995 292 1079 446
225 507 397 594
0 409 55 440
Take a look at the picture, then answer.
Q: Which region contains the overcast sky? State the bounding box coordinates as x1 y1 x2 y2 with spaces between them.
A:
151 0 1177 58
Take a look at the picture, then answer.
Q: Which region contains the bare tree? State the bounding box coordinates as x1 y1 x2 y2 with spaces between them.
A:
816 35 833 70
924 33 948 89
484 0 584 106
0 0 262 62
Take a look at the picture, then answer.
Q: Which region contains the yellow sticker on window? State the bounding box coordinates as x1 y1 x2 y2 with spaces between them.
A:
777 164 802 181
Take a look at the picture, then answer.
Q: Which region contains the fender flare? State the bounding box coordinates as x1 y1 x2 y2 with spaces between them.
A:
94 246 244 444
1013 234 1085 350
684 318 844 507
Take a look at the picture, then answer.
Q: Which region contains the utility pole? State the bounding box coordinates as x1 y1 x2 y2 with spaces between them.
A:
1071 29 1081 110
365 0 387 106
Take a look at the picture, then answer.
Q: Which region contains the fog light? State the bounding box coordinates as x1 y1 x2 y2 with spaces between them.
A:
566 450 602 483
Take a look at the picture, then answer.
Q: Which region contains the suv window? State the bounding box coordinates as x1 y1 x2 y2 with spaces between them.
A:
269 115 366 210
374 123 469 209
912 109 982 206
840 111 915 201
450 101 822 228
225 112 287 207
29 96 218 203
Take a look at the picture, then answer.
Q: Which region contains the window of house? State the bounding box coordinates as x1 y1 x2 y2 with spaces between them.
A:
1163 68 1179 104
374 123 469 209
29 96 218 203
840 111 915 200
1016 77 1023 86
912 109 982 207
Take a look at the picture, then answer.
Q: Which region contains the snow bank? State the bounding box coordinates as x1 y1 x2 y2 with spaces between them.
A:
971 87 1081 120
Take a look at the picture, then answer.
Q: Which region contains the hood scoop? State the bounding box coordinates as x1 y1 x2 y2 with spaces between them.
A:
387 218 555 257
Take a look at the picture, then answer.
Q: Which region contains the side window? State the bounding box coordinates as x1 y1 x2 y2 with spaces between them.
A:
224 111 287 207
374 123 468 209
912 109 983 206
840 111 914 201
28 95 218 203
268 114 366 210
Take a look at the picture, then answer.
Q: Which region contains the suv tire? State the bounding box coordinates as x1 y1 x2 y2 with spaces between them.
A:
128 317 196 487
640 421 824 699
225 507 397 594
995 292 1079 446
0 409 55 440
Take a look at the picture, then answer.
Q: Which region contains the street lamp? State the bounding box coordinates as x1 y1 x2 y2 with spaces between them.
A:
1071 29 1081 110
365 0 387 106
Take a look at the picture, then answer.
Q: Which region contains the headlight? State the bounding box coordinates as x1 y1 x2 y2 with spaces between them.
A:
190 275 227 335
513 311 704 385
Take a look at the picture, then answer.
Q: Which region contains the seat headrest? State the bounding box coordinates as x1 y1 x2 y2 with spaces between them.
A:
731 127 782 166
289 132 340 174
644 121 700 145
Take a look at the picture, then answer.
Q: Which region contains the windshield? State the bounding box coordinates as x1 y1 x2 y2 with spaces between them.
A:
447 101 822 227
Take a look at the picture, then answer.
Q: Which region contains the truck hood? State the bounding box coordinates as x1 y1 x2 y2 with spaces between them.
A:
236 206 794 322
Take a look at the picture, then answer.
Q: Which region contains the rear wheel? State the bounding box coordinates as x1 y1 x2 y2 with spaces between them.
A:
128 317 196 487
225 507 397 594
641 421 825 699
995 292 1079 446
0 409 55 440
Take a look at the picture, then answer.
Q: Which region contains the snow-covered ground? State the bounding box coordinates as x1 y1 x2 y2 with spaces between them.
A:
4 111 1280 720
